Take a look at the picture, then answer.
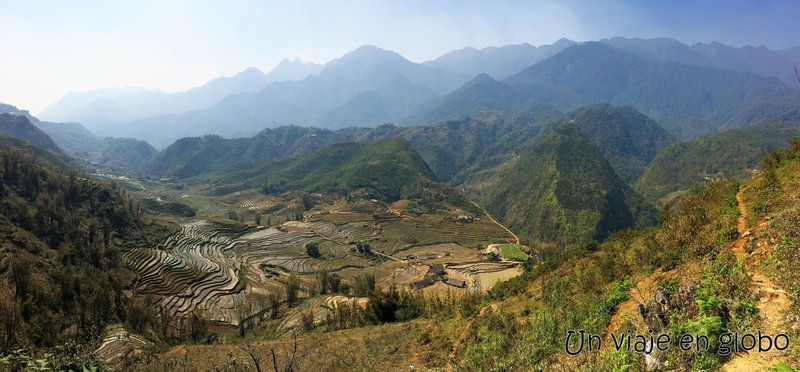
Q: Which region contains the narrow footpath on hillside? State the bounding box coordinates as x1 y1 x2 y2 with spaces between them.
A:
722 187 793 371
603 187 794 369
469 200 520 245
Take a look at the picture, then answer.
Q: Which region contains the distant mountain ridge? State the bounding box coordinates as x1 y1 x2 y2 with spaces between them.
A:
38 58 323 134
600 37 800 88
419 42 800 140
34 38 800 149
111 45 472 147
422 38 577 80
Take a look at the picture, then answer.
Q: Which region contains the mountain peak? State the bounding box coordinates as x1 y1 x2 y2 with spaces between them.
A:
332 45 409 66
235 67 265 78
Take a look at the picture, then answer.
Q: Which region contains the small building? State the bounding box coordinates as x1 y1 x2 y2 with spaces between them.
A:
445 278 466 288
431 264 445 275
415 253 439 261
410 278 434 289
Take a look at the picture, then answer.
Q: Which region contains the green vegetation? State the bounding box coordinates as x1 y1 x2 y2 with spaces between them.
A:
139 198 196 217
197 138 438 202
305 242 321 258
498 244 528 261
480 123 657 246
0 146 174 366
637 121 797 203
0 113 61 153
566 103 676 182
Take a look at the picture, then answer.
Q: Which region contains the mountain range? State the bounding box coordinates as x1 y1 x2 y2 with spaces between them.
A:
35 37 800 148
38 58 323 135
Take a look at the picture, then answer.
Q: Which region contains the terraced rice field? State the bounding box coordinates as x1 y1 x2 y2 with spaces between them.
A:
95 325 151 366
123 217 380 327
446 261 522 291
123 195 520 329
219 189 289 212
123 221 251 323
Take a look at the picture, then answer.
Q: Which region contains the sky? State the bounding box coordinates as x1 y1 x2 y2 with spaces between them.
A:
1 0 798 115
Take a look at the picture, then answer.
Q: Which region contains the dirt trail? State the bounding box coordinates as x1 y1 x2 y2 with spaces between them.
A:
469 200 520 245
602 269 663 352
723 188 793 371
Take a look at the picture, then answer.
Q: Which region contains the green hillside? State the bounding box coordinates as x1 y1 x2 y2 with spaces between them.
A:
451 104 672 198
636 121 797 203
406 73 525 125
0 134 70 170
0 113 61 153
147 107 563 184
0 143 171 362
479 123 657 246
196 137 438 201
566 104 676 182
147 127 338 178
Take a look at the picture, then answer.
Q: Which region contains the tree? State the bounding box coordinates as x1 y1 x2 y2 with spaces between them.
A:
355 242 372 256
305 242 321 258
352 273 375 297
268 291 283 319
301 193 314 211
284 276 302 306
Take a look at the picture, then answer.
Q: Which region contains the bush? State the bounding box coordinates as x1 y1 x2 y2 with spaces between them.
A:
305 242 321 258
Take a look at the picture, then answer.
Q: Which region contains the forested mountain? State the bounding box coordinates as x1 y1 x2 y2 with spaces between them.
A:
1 104 156 172
195 137 438 202
0 113 61 153
450 104 674 194
636 120 798 202
146 103 674 190
564 104 675 182
476 124 656 246
147 126 361 179
146 106 564 182
0 142 169 361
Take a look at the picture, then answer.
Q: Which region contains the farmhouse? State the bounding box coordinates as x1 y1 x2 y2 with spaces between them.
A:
410 278 434 289
431 264 445 275
445 278 466 288
415 253 439 260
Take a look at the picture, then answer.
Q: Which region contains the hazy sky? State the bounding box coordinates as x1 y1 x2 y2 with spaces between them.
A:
1 0 798 114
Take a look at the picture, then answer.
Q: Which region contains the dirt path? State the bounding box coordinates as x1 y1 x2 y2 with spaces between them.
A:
602 269 663 352
469 200 520 245
723 188 793 371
